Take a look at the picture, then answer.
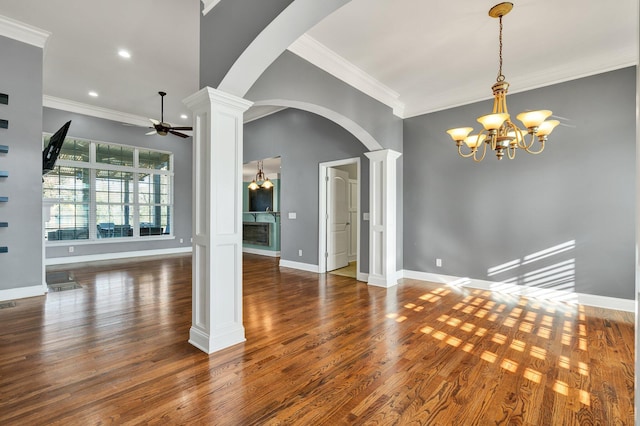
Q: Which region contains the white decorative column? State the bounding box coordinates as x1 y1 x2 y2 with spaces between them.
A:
183 87 253 354
365 149 402 288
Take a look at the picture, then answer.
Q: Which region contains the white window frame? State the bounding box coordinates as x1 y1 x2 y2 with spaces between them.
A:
43 134 175 246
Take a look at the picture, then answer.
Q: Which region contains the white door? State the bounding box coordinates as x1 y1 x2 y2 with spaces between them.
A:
326 168 350 271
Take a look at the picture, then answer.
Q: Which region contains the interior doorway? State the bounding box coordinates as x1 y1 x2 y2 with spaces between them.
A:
242 157 282 258
318 158 360 278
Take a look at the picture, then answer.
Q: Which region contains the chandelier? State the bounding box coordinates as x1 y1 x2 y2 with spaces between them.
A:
446 2 559 162
248 160 273 190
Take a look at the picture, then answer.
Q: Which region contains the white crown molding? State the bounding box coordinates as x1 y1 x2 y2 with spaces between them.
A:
403 54 639 118
0 15 50 48
288 34 405 117
43 95 151 127
201 0 222 16
402 269 635 313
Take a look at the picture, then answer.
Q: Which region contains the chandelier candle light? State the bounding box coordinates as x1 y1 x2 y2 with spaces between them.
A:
446 2 559 162
248 160 273 190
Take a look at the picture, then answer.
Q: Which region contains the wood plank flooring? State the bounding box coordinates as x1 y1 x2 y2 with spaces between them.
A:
0 254 634 425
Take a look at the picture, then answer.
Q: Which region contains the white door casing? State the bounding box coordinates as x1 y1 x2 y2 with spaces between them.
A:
348 179 357 261
326 167 349 271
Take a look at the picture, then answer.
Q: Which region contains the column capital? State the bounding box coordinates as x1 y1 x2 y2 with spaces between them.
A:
365 148 402 162
183 86 253 113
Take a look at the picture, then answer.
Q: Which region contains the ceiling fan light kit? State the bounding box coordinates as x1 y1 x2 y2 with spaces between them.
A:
446 2 559 162
147 91 193 139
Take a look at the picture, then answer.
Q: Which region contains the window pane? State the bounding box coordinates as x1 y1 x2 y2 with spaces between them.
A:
139 205 171 236
96 143 134 167
95 169 134 238
43 166 90 202
138 173 170 204
44 203 89 241
96 205 133 238
43 136 90 162
96 170 134 203
139 149 170 171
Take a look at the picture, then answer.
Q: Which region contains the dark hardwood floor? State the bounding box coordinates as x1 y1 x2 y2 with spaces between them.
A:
0 254 634 425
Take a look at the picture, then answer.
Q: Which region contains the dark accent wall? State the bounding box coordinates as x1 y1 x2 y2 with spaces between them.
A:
0 36 44 292
43 108 192 259
244 108 370 272
403 67 636 300
199 0 294 89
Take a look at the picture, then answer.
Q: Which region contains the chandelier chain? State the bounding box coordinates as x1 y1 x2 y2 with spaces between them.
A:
497 15 505 82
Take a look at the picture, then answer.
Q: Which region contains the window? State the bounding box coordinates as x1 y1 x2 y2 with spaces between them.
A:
43 135 174 242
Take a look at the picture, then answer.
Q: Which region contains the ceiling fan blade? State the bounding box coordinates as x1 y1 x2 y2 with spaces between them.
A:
169 126 193 131
169 130 189 138
146 130 157 136
149 118 160 125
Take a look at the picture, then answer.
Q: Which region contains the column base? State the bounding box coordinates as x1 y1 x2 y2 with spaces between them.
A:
189 325 246 354
367 274 398 288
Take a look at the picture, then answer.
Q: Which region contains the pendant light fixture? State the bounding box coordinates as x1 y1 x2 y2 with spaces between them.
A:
248 160 273 190
446 2 559 162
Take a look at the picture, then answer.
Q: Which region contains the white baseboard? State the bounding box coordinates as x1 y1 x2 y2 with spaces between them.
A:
401 270 635 312
46 247 192 266
0 285 46 302
356 272 368 282
279 259 320 273
242 247 280 257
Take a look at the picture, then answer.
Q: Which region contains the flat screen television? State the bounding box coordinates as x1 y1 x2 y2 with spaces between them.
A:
42 120 71 175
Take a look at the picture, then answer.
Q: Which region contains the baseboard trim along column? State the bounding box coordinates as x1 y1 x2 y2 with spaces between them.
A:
401 269 635 312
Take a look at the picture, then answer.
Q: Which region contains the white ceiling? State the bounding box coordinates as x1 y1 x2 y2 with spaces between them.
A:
0 0 637 127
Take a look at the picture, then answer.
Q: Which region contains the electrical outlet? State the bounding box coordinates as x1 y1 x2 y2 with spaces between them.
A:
436 258 442 267
298 249 302 256
190 237 193 243
69 246 74 253
179 238 184 243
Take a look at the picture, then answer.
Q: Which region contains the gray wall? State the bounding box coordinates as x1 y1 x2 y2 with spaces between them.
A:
244 108 370 272
246 51 403 152
403 67 636 300
43 108 193 259
0 36 44 292
199 0 293 89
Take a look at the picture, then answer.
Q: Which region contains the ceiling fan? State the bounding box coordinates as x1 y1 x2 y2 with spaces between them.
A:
146 91 192 138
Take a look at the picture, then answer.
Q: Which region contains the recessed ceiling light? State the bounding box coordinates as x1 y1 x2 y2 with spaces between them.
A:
88 91 98 97
180 114 188 119
118 49 131 59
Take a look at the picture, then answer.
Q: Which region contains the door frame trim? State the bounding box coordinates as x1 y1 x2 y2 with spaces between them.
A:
318 157 361 276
